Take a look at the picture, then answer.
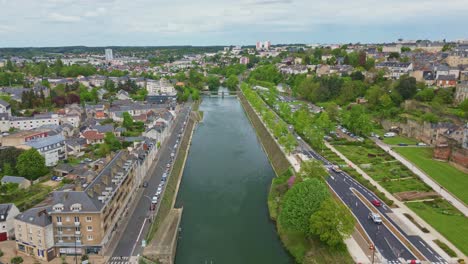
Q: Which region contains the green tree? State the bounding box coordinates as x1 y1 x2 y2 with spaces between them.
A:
206 75 220 91
297 160 327 181
395 75 417 100
278 179 330 233
122 112 133 129
342 105 372 136
415 88 435 102
16 149 48 180
316 111 334 134
309 198 356 247
104 132 122 151
224 75 239 91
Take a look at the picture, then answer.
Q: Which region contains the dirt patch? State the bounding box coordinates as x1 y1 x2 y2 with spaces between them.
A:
41 180 60 188
394 191 440 201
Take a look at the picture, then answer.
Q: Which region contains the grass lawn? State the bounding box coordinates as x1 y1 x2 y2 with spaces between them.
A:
407 200 468 255
395 147 468 205
382 136 418 145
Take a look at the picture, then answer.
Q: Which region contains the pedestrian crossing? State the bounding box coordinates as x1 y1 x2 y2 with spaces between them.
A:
107 256 138 264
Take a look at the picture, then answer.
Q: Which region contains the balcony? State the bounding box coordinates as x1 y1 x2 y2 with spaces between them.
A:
75 231 81 235
74 222 80 226
57 222 63 226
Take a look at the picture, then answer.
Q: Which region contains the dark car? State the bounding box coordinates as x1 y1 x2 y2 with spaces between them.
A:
142 181 148 188
371 199 382 207
398 143 408 146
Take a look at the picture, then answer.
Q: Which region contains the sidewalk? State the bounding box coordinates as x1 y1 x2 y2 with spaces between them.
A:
373 138 468 217
325 142 467 261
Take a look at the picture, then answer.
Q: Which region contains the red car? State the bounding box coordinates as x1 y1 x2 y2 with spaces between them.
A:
371 199 381 207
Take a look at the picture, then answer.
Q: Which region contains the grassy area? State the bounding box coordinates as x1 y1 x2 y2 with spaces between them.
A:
0 183 53 211
382 136 418 145
406 199 468 255
146 115 195 242
333 142 431 193
395 147 468 205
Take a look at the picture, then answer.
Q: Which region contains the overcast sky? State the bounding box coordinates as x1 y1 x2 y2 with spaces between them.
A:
1 0 468 47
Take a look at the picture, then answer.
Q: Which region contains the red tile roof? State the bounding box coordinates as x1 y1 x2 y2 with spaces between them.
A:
82 130 104 140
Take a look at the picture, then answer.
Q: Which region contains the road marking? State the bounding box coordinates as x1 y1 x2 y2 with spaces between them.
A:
131 218 148 256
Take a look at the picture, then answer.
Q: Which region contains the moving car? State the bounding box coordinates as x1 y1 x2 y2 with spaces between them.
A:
369 213 382 224
371 199 381 207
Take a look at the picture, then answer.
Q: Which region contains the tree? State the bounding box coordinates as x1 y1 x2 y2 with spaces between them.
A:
16 149 48 180
224 75 239 91
278 179 330 233
122 112 133 129
297 160 327 181
401 47 411 53
342 105 372 136
104 132 122 151
309 198 356 247
388 52 400 60
415 88 435 102
395 75 417 100
206 75 220 91
316 112 334 134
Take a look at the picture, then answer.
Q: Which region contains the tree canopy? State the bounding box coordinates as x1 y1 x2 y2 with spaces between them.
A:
16 149 49 180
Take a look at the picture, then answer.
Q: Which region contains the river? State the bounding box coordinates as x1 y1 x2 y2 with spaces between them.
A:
174 96 292 264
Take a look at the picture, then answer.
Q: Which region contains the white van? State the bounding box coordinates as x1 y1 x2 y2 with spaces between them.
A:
384 132 396 138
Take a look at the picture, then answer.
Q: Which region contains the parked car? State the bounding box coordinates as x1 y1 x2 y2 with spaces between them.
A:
369 213 382 224
417 142 427 146
398 143 408 146
384 132 396 138
151 196 158 204
142 181 148 188
166 163 171 169
371 199 381 207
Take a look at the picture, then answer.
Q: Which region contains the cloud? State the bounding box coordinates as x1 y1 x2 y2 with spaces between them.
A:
84 7 107 17
48 13 81 22
0 25 14 33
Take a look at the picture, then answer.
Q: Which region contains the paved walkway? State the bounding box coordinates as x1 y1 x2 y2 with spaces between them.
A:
372 138 468 217
325 142 467 260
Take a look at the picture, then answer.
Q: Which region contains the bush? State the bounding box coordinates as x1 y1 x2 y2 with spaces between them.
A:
0 249 3 257
11 256 24 264
434 239 457 257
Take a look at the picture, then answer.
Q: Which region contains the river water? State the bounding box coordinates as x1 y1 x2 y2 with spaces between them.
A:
174 97 292 264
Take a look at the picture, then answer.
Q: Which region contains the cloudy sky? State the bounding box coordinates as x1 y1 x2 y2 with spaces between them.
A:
1 0 468 47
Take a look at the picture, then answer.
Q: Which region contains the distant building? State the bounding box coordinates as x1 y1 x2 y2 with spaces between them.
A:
239 56 250 65
256 40 271 51
146 78 175 95
105 49 113 61
0 99 11 116
1 176 31 189
455 81 468 104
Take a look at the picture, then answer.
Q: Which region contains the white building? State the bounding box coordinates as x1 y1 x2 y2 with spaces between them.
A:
0 203 20 241
10 114 60 131
23 134 66 166
105 49 113 61
146 79 175 95
0 99 11 116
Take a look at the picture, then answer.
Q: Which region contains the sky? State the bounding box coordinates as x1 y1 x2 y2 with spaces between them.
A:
1 0 468 47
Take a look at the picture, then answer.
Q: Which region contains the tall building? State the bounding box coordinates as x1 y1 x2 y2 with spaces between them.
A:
256 41 262 50
104 49 113 61
264 41 271 50
256 41 271 51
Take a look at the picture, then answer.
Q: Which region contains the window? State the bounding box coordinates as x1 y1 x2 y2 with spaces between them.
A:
66 216 70 222
57 227 63 232
86 216 92 222
74 216 80 223
87 235 93 241
87 226 93 231
75 227 80 232
56 216 62 223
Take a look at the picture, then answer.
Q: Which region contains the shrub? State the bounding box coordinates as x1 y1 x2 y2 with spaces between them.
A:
11 257 24 264
434 239 457 257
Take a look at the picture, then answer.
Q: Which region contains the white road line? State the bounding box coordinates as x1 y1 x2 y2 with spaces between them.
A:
130 218 148 256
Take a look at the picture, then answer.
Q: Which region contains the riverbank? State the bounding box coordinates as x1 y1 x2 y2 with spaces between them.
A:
238 90 354 264
143 101 200 263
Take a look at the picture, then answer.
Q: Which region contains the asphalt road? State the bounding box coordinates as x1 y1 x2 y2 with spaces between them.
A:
298 140 447 264
108 105 191 262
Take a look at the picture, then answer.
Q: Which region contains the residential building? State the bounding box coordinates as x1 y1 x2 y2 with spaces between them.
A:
117 90 131 100
0 99 11 116
239 56 249 65
81 130 105 145
14 206 56 261
50 146 156 256
10 114 60 131
1 176 31 189
1 130 49 146
105 49 113 61
146 78 175 95
0 113 9 132
376 62 413 79
0 203 20 241
22 134 66 166
435 75 457 88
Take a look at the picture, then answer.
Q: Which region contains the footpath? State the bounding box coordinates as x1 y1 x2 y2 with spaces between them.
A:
372 138 468 217
325 141 467 261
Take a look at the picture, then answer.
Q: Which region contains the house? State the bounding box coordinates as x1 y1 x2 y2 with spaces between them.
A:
0 113 10 132
14 206 56 261
0 203 20 241
81 130 105 145
117 90 131 100
376 62 413 79
455 81 468 104
0 130 50 146
1 176 31 189
65 138 86 157
0 99 11 116
435 75 457 88
23 134 66 166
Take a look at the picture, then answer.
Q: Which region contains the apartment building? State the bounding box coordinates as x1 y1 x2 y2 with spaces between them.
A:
49 143 156 256
14 206 56 261
23 134 66 166
146 78 175 95
10 114 60 130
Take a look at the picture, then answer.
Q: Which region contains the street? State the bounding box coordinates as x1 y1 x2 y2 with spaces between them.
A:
108 105 192 263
